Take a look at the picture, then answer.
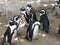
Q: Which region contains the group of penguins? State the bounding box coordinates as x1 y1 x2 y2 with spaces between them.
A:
1 3 60 45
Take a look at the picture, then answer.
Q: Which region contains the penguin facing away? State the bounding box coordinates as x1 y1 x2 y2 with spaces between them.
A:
25 21 40 41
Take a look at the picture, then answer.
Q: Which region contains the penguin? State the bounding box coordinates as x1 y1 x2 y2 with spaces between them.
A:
20 7 29 23
25 21 40 41
2 20 18 45
26 4 37 22
39 9 49 33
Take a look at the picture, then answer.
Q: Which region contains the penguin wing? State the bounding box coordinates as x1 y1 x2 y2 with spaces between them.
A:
4 26 11 36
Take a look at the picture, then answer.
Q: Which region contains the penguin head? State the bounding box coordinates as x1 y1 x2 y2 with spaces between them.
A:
20 7 26 16
27 4 32 7
13 15 21 24
34 21 40 26
32 21 40 29
39 9 46 16
35 21 41 29
9 20 15 26
26 4 32 12
20 7 25 11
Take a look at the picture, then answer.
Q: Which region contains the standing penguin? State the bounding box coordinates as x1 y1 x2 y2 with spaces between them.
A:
39 9 49 33
2 20 18 45
20 7 29 23
25 21 40 41
26 4 37 22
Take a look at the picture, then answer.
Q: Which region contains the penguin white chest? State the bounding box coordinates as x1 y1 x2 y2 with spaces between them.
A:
33 25 39 39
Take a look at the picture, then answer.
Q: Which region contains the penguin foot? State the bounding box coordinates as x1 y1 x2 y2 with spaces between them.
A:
29 39 32 42
25 36 29 40
45 31 49 33
44 30 49 33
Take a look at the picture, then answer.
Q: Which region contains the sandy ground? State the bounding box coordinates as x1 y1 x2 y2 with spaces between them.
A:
0 6 60 45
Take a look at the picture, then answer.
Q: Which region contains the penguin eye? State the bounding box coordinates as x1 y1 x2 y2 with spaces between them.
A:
16 16 20 21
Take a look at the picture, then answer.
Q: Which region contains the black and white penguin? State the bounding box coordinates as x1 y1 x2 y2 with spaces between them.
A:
2 20 18 45
25 21 40 41
20 7 29 23
39 9 49 33
26 4 37 22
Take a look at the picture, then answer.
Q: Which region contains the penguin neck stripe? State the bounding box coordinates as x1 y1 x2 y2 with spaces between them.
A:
32 24 40 31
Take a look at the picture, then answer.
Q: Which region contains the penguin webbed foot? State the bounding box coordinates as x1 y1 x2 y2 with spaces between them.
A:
25 36 32 42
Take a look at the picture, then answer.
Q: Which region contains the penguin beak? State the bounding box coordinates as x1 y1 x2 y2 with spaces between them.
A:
40 13 43 16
